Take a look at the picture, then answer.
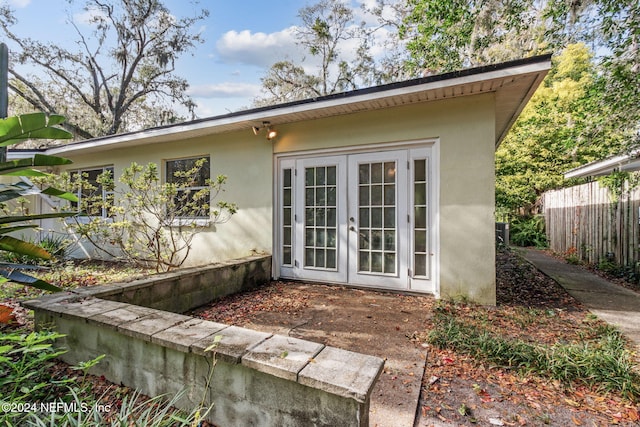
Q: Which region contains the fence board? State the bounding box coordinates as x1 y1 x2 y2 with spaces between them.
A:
543 181 640 268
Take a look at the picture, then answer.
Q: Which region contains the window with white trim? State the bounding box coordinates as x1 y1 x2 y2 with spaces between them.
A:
70 166 114 218
165 156 211 219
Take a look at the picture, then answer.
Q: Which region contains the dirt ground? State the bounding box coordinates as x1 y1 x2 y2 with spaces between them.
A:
189 249 640 427
190 282 431 427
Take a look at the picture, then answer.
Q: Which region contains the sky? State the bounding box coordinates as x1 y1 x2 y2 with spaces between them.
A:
2 0 392 118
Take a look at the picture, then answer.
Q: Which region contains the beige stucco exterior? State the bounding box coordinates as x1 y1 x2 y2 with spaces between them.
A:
49 130 274 264
43 92 496 304
273 93 496 304
25 56 550 305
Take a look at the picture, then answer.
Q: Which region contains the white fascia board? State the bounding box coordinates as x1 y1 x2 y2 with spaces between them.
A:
564 152 640 178
6 150 41 160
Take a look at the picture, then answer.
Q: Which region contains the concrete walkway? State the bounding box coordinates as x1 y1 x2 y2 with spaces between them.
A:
523 249 640 351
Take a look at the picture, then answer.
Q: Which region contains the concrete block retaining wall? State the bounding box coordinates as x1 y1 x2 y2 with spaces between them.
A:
24 256 384 426
86 255 273 313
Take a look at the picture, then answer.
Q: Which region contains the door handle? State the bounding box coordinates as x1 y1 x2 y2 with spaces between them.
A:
349 226 356 232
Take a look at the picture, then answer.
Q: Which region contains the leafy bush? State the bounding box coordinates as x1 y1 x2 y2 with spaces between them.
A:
509 215 547 248
42 161 237 272
0 330 71 425
597 259 640 287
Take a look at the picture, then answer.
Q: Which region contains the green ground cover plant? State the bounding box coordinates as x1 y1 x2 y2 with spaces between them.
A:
428 300 640 401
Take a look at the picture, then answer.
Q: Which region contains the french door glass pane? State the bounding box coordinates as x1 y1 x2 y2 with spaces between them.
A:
304 166 338 270
358 161 397 275
282 169 293 266
413 159 429 278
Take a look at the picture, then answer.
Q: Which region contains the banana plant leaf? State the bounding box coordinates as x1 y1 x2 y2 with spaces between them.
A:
0 154 74 175
0 182 32 203
1 169 48 177
0 183 78 204
0 235 51 259
0 212 78 225
0 267 61 292
41 187 78 202
0 113 72 146
0 261 50 270
0 225 38 235
0 113 75 293
0 182 31 191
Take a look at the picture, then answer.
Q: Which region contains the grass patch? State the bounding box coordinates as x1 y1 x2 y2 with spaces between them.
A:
429 301 640 401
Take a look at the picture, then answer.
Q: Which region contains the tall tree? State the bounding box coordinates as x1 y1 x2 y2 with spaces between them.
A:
255 0 382 106
0 0 208 139
398 0 546 74
595 0 640 145
495 44 628 215
399 0 639 138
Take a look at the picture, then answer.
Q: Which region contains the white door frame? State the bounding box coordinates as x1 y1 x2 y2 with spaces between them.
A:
273 140 439 295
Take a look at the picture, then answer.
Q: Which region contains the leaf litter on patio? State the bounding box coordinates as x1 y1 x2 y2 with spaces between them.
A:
190 248 640 426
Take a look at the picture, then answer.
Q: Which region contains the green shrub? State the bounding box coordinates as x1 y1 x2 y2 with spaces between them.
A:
509 215 547 248
0 331 72 425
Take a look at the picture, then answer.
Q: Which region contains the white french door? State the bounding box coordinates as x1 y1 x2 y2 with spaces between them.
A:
277 146 436 293
347 151 408 288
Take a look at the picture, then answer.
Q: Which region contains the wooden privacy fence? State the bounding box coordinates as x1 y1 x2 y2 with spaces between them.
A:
543 181 640 267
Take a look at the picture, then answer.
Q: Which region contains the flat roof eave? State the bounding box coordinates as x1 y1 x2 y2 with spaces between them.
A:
44 54 552 157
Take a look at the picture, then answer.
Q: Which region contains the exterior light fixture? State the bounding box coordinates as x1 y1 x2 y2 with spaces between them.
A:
252 121 277 141
266 126 277 140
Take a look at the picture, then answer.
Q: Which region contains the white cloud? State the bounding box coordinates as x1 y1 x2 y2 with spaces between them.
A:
187 82 262 99
73 6 106 26
215 27 305 68
193 97 253 118
8 0 30 8
353 0 403 23
352 0 380 26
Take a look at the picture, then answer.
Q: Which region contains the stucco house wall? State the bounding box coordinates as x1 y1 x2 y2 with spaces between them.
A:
25 55 550 305
54 132 274 263
272 94 496 302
